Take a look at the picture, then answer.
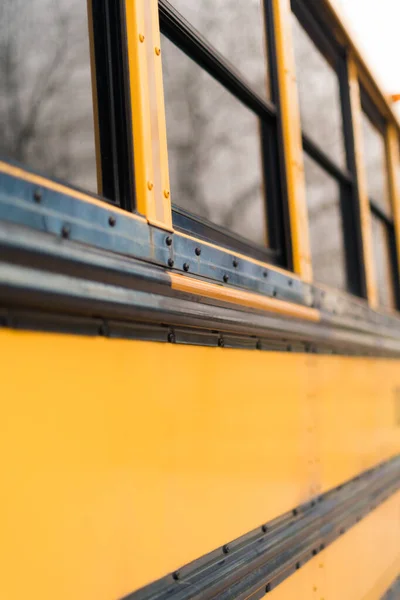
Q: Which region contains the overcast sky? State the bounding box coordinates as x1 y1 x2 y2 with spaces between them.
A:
334 0 400 117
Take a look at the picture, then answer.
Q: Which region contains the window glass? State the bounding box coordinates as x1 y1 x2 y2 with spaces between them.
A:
371 214 397 310
304 153 347 290
162 36 268 246
291 14 346 169
361 112 391 216
0 0 97 193
168 0 270 100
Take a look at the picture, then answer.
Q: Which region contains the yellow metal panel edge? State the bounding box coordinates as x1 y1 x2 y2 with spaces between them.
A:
272 0 312 282
124 0 156 221
149 0 172 229
347 55 378 308
0 160 145 222
386 124 400 282
170 272 320 321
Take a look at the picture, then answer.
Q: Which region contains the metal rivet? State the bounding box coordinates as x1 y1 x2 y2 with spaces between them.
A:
147 181 154 191
222 545 230 554
265 584 271 593
293 508 298 517
261 524 268 533
108 215 116 227
163 189 170 198
218 337 224 348
312 548 318 556
155 46 161 55
195 247 201 256
168 332 176 344
296 562 301 570
166 236 173 246
172 571 180 581
233 258 239 268
61 225 70 239
263 271 268 278
168 258 174 268
139 33 145 42
256 340 262 351
33 188 42 203
183 262 190 272
288 279 293 286
223 274 229 283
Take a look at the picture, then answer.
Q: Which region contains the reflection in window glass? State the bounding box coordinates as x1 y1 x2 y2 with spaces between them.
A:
361 112 390 216
291 14 346 168
162 37 267 246
304 153 347 290
0 0 97 192
371 214 396 310
169 0 270 99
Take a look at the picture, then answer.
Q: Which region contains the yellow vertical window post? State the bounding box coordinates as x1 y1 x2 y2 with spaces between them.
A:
124 0 172 230
386 123 400 283
271 0 312 282
347 55 378 307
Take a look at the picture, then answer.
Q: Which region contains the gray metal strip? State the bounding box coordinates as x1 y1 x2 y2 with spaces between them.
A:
121 456 400 600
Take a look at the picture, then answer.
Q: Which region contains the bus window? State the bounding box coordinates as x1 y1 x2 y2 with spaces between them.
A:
291 12 345 169
290 3 360 293
361 111 391 218
361 106 398 310
160 0 288 265
162 36 267 246
0 0 97 193
303 153 347 290
371 213 397 309
166 0 270 100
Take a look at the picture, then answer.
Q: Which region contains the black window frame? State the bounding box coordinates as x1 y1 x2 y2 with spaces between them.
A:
89 0 136 211
360 86 400 310
159 0 292 268
291 0 366 297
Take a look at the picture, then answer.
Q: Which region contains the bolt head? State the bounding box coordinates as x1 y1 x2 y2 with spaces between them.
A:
61 225 70 239
167 258 174 268
33 188 42 203
223 274 229 283
108 215 116 227
183 262 189 272
195 247 201 256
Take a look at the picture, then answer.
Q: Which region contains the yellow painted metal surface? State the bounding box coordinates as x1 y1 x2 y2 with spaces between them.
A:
272 0 312 282
170 273 320 321
267 490 400 600
347 55 378 308
1 329 400 600
125 0 172 229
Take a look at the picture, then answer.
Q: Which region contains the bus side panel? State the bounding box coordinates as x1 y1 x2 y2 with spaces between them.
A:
0 329 399 600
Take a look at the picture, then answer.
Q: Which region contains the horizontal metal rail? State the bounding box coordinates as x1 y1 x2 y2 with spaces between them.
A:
122 456 400 600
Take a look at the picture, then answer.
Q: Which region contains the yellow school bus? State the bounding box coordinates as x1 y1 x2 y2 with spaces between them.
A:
0 0 399 598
